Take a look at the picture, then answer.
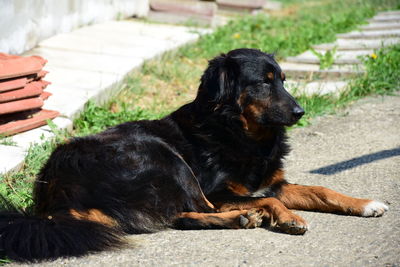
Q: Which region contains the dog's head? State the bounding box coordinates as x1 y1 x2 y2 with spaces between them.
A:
196 48 304 131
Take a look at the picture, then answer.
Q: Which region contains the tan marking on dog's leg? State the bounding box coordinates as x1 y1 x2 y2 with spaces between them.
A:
70 209 117 227
226 181 250 196
278 184 388 216
217 197 308 234
177 209 264 229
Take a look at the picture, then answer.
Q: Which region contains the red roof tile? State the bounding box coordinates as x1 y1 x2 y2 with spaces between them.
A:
0 97 44 115
0 109 59 136
0 81 49 103
0 53 47 80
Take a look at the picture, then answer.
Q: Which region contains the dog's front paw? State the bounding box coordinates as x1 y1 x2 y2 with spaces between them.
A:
276 212 308 235
362 200 389 217
239 208 264 229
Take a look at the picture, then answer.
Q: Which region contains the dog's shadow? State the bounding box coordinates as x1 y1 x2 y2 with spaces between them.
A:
310 147 400 175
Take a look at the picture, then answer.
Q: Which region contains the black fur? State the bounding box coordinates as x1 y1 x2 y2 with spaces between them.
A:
0 48 304 261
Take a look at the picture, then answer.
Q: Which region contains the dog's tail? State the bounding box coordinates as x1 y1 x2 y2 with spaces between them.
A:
0 211 124 262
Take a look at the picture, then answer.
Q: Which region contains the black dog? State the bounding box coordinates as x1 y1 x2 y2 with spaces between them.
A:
0 48 388 262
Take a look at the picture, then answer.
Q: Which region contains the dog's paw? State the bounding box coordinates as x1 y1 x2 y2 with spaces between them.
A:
277 213 308 235
239 208 264 229
362 200 389 217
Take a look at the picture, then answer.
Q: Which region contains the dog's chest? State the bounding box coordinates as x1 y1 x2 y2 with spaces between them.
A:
197 148 281 196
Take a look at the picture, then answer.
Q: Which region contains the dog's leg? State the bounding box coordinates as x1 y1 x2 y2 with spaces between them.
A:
278 184 388 217
216 197 308 235
173 209 264 230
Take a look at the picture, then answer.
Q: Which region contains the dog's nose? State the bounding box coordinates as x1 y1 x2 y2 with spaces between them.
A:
292 106 305 119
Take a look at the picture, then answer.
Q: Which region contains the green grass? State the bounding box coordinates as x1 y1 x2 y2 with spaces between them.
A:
0 0 399 212
0 136 17 146
74 101 164 136
344 45 400 99
0 138 57 211
181 0 396 60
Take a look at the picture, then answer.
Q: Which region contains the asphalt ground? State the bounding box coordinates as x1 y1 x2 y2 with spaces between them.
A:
10 93 400 267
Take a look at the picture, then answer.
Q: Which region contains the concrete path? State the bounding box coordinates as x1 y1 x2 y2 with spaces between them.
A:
0 20 209 174
283 10 400 95
9 92 400 267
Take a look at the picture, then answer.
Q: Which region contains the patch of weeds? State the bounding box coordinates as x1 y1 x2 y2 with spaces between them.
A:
310 46 337 70
74 101 163 136
0 139 57 212
342 44 400 101
0 136 17 146
0 258 11 265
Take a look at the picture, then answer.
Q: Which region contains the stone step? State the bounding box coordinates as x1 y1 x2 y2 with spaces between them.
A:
147 10 214 26
150 0 216 17
280 62 363 80
216 0 266 14
376 10 400 16
286 81 348 96
360 21 400 31
313 38 400 51
337 29 400 39
148 0 216 26
368 15 400 23
216 0 266 10
286 50 373 65
374 12 400 19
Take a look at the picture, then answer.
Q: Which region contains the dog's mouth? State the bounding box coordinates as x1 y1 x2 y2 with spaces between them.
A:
260 113 304 128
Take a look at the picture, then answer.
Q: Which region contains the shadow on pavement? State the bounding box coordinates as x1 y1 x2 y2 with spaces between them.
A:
310 147 400 175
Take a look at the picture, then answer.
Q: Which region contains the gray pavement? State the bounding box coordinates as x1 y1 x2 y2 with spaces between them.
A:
10 93 400 267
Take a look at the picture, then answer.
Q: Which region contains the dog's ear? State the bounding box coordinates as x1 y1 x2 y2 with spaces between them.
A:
196 54 237 109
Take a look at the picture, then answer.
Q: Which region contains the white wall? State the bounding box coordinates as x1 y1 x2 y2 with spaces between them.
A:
0 0 149 54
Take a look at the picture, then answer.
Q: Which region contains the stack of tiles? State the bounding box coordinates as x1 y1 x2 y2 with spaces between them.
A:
0 53 59 136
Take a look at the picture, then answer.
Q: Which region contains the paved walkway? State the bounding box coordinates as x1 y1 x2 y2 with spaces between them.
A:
9 93 400 267
0 20 209 174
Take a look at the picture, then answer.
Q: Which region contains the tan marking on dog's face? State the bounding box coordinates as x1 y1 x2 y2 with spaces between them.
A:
238 86 279 141
266 72 274 81
70 209 117 227
239 96 273 141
